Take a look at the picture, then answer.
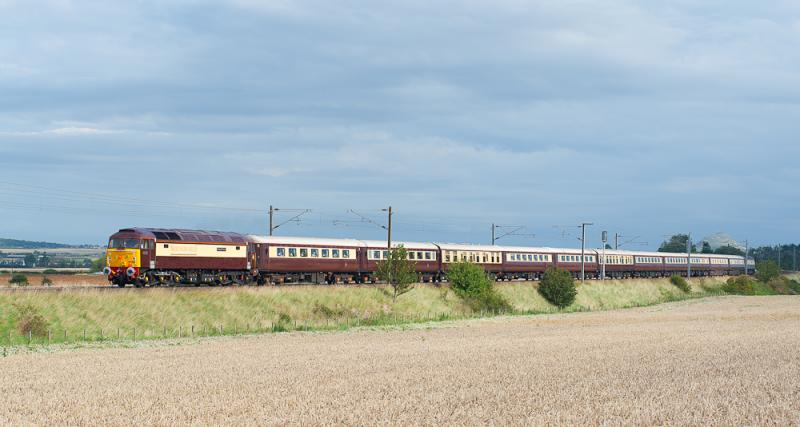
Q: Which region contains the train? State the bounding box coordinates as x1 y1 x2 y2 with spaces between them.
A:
104 227 753 287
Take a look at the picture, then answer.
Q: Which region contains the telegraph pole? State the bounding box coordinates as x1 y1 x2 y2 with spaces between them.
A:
778 245 782 271
580 222 593 281
491 223 495 245
744 240 749 275
615 233 619 250
794 246 797 272
268 205 274 236
601 231 607 282
687 233 692 278
386 206 393 249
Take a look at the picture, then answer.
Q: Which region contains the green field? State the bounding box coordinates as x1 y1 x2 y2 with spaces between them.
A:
0 277 737 347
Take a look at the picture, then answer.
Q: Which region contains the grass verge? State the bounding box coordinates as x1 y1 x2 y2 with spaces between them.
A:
0 276 738 349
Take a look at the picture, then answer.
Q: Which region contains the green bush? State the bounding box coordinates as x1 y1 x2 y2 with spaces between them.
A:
447 262 511 312
766 276 799 295
755 260 780 283
13 303 49 337
670 275 690 293
789 280 800 295
538 267 577 309
9 273 28 286
723 275 777 296
41 275 53 287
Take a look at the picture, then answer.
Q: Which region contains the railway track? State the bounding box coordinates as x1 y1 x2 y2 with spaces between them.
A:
0 279 543 292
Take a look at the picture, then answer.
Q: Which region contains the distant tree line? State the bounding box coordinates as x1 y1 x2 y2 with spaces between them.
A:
657 234 799 271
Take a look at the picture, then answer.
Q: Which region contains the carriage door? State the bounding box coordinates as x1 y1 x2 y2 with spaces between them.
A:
141 239 155 270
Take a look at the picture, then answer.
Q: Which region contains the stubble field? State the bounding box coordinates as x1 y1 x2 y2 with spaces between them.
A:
1 296 798 425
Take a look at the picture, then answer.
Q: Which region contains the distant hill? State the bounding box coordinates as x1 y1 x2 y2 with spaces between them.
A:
0 238 96 249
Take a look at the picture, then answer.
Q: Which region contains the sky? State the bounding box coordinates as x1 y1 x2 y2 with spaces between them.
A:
1 0 799 248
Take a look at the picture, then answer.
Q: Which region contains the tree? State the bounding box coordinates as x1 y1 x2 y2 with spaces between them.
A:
658 234 696 253
375 245 417 302
23 254 36 268
714 245 745 256
538 267 577 308
9 273 28 286
701 241 713 254
755 260 780 283
604 244 613 250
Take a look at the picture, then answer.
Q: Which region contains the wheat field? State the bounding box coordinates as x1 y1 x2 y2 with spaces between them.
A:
1 296 798 425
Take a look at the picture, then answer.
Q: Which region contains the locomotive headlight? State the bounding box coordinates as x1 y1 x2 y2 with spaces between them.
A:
103 267 112 276
126 267 136 277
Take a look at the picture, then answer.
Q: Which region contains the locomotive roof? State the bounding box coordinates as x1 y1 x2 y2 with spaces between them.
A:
114 228 251 243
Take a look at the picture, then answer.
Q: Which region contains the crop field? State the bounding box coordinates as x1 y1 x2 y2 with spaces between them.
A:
0 296 798 425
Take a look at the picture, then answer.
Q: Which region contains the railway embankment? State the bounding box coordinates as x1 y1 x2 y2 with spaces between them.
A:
0 276 743 348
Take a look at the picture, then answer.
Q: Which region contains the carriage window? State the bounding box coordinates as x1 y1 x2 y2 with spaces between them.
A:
383 251 389 258
409 252 415 260
236 246 240 250
289 248 297 257
300 248 308 257
322 249 329 258
342 249 350 258
332 249 339 258
277 248 285 257
445 254 451 262
311 249 319 257
373 250 381 259
425 252 431 260
163 244 169 249
416 252 423 260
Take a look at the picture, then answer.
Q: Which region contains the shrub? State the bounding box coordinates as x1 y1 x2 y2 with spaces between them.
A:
447 262 511 312
41 276 53 286
13 303 49 337
670 275 690 293
755 260 780 283
42 269 58 275
9 273 28 286
538 267 577 309
723 276 758 295
789 280 800 295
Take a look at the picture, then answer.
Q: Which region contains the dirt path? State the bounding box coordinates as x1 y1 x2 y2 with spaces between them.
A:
1 296 798 425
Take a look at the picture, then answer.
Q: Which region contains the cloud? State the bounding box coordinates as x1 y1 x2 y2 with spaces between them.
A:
0 0 797 246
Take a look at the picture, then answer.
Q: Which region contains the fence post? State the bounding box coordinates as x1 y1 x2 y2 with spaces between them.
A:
191 324 195 337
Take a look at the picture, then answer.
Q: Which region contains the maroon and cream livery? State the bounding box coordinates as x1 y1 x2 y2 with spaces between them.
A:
106 228 753 287
105 228 254 287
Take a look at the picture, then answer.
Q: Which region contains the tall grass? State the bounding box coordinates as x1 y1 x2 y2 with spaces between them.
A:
0 277 730 346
